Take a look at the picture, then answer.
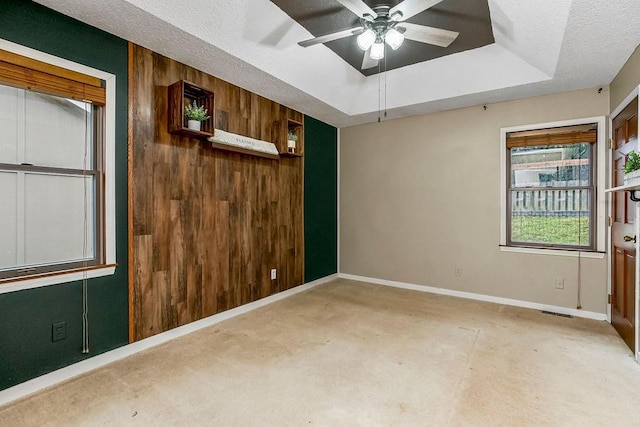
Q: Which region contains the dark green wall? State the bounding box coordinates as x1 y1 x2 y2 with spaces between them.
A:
304 116 338 282
0 0 129 390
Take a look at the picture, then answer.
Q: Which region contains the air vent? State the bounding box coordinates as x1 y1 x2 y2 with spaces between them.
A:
541 310 573 318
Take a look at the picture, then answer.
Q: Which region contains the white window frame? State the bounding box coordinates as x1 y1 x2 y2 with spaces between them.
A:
499 116 607 259
0 38 116 294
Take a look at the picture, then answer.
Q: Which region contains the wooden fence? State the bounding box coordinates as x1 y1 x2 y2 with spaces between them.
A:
511 188 589 216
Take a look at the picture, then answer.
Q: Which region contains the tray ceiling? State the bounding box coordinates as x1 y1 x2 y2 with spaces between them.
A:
269 0 495 76
32 0 640 128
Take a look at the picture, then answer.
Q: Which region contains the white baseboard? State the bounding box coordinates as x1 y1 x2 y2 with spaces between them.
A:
0 274 338 407
338 273 607 321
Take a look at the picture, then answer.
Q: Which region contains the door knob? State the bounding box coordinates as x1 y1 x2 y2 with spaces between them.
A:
623 235 637 243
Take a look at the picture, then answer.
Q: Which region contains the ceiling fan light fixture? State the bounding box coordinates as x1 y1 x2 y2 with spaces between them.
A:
357 29 376 50
370 39 385 60
385 28 404 50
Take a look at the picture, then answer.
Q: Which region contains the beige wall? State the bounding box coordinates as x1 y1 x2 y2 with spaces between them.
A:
340 88 609 313
610 45 640 111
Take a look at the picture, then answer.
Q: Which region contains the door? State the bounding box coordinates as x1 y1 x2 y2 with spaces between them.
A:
611 97 638 352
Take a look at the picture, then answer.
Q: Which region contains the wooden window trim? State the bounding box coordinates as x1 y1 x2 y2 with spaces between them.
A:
0 263 117 286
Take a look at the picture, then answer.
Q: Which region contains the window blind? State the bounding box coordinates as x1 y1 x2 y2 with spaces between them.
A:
0 49 105 105
506 124 597 148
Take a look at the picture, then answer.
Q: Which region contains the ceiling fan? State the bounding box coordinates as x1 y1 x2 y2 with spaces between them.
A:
298 0 459 70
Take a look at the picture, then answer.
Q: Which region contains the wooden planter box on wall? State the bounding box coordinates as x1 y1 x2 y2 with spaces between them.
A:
128 43 304 342
280 118 304 157
168 80 215 139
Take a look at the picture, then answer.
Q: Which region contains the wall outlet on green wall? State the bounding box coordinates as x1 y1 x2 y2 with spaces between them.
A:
52 321 67 342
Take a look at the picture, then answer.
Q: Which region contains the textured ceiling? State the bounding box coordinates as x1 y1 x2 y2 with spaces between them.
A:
32 0 640 128
269 0 495 76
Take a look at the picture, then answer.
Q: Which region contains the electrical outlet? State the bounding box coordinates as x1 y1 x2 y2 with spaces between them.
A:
555 278 565 289
52 321 66 342
455 267 463 277
271 268 277 280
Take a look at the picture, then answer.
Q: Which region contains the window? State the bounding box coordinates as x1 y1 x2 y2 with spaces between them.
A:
0 43 115 290
0 87 103 278
500 118 606 255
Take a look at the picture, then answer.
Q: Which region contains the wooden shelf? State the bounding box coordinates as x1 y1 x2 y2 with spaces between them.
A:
168 80 215 139
280 152 304 158
605 183 640 193
284 118 304 157
176 128 215 139
210 141 279 160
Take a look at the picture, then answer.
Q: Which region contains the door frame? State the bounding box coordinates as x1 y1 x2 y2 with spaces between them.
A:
609 85 640 361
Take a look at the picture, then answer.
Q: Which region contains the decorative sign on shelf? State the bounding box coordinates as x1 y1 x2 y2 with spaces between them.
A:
208 129 279 158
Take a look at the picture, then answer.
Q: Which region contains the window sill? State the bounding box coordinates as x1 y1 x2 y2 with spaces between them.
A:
499 246 605 259
0 264 116 295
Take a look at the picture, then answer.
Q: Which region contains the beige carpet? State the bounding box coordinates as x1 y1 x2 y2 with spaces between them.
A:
1 279 639 426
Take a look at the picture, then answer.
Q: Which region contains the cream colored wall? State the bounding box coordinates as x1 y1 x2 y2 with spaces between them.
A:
340 88 609 313
610 45 640 111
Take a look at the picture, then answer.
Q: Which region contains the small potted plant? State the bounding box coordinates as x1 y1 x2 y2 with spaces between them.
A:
184 100 210 132
287 132 298 153
625 151 640 185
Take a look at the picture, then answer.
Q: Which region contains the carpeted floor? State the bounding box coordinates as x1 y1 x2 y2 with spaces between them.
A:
1 279 639 426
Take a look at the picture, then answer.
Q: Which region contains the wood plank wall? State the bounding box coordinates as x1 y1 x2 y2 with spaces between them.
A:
129 44 304 341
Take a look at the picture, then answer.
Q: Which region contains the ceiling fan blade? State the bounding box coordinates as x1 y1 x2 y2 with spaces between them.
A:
361 49 379 69
335 0 377 19
298 26 363 47
390 0 445 21
401 22 459 47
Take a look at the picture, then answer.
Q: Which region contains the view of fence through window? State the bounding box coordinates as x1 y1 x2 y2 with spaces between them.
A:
509 143 592 248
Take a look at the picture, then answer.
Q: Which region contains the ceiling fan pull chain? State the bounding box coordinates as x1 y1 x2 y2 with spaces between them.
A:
378 60 381 123
384 49 388 118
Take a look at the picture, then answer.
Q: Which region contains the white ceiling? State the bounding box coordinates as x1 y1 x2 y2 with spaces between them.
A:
35 0 640 128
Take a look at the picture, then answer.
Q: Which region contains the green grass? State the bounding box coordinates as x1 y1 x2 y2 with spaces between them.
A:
511 216 590 246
